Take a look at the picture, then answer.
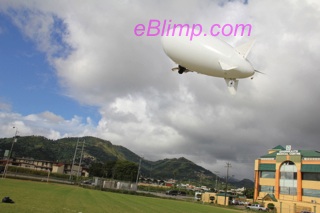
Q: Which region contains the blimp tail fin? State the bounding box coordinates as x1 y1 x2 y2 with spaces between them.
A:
236 40 256 58
225 78 238 95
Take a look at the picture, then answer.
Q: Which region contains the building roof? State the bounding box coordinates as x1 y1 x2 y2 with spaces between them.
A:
271 145 285 150
299 150 320 158
260 148 320 158
259 164 276 171
260 152 278 158
262 193 277 202
301 164 320 172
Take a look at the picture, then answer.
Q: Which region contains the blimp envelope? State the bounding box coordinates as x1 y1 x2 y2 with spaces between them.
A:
161 26 257 94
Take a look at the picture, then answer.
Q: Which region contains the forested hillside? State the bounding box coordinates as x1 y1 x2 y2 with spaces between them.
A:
0 135 253 187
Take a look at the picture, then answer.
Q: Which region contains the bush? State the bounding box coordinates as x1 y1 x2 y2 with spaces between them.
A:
267 203 275 210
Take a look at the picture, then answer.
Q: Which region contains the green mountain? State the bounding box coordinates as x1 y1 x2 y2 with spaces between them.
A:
229 178 254 189
0 136 126 163
0 135 253 187
146 157 213 181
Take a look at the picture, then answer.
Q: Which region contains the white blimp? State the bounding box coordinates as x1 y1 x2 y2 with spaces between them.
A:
161 27 259 94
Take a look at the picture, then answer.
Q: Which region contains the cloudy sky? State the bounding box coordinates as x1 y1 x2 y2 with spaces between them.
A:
0 0 320 180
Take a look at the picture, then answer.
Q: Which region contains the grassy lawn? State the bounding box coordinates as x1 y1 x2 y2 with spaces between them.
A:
0 179 241 213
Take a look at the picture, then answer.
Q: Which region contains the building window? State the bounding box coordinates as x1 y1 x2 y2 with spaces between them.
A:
280 172 297 180
302 173 320 181
280 187 297 195
260 185 274 193
279 161 297 195
303 189 320 198
260 171 275 178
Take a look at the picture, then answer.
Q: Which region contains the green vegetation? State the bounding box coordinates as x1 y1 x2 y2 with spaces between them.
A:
0 135 253 187
243 188 254 198
267 203 275 211
89 160 138 182
0 136 217 182
0 179 241 213
0 136 127 164
149 157 213 181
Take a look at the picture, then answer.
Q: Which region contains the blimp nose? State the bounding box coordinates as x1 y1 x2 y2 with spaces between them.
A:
161 35 174 55
234 64 254 78
161 36 172 55
244 69 255 78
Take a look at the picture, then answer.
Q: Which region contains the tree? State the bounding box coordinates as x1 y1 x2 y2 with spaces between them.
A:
88 160 138 182
113 161 138 182
267 203 275 212
89 162 105 177
243 188 254 198
104 161 116 178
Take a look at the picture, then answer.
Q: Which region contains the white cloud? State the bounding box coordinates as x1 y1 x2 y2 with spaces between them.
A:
0 111 96 140
1 0 320 179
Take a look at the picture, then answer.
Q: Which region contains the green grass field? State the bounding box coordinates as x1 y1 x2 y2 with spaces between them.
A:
0 179 241 213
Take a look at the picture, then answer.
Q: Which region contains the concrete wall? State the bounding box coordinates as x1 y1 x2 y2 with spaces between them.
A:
202 192 230 205
52 165 64 174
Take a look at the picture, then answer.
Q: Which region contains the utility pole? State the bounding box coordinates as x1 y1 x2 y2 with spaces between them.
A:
69 138 79 181
2 127 18 179
214 171 220 192
70 138 85 182
198 171 204 186
76 139 85 181
224 162 232 206
136 158 142 186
